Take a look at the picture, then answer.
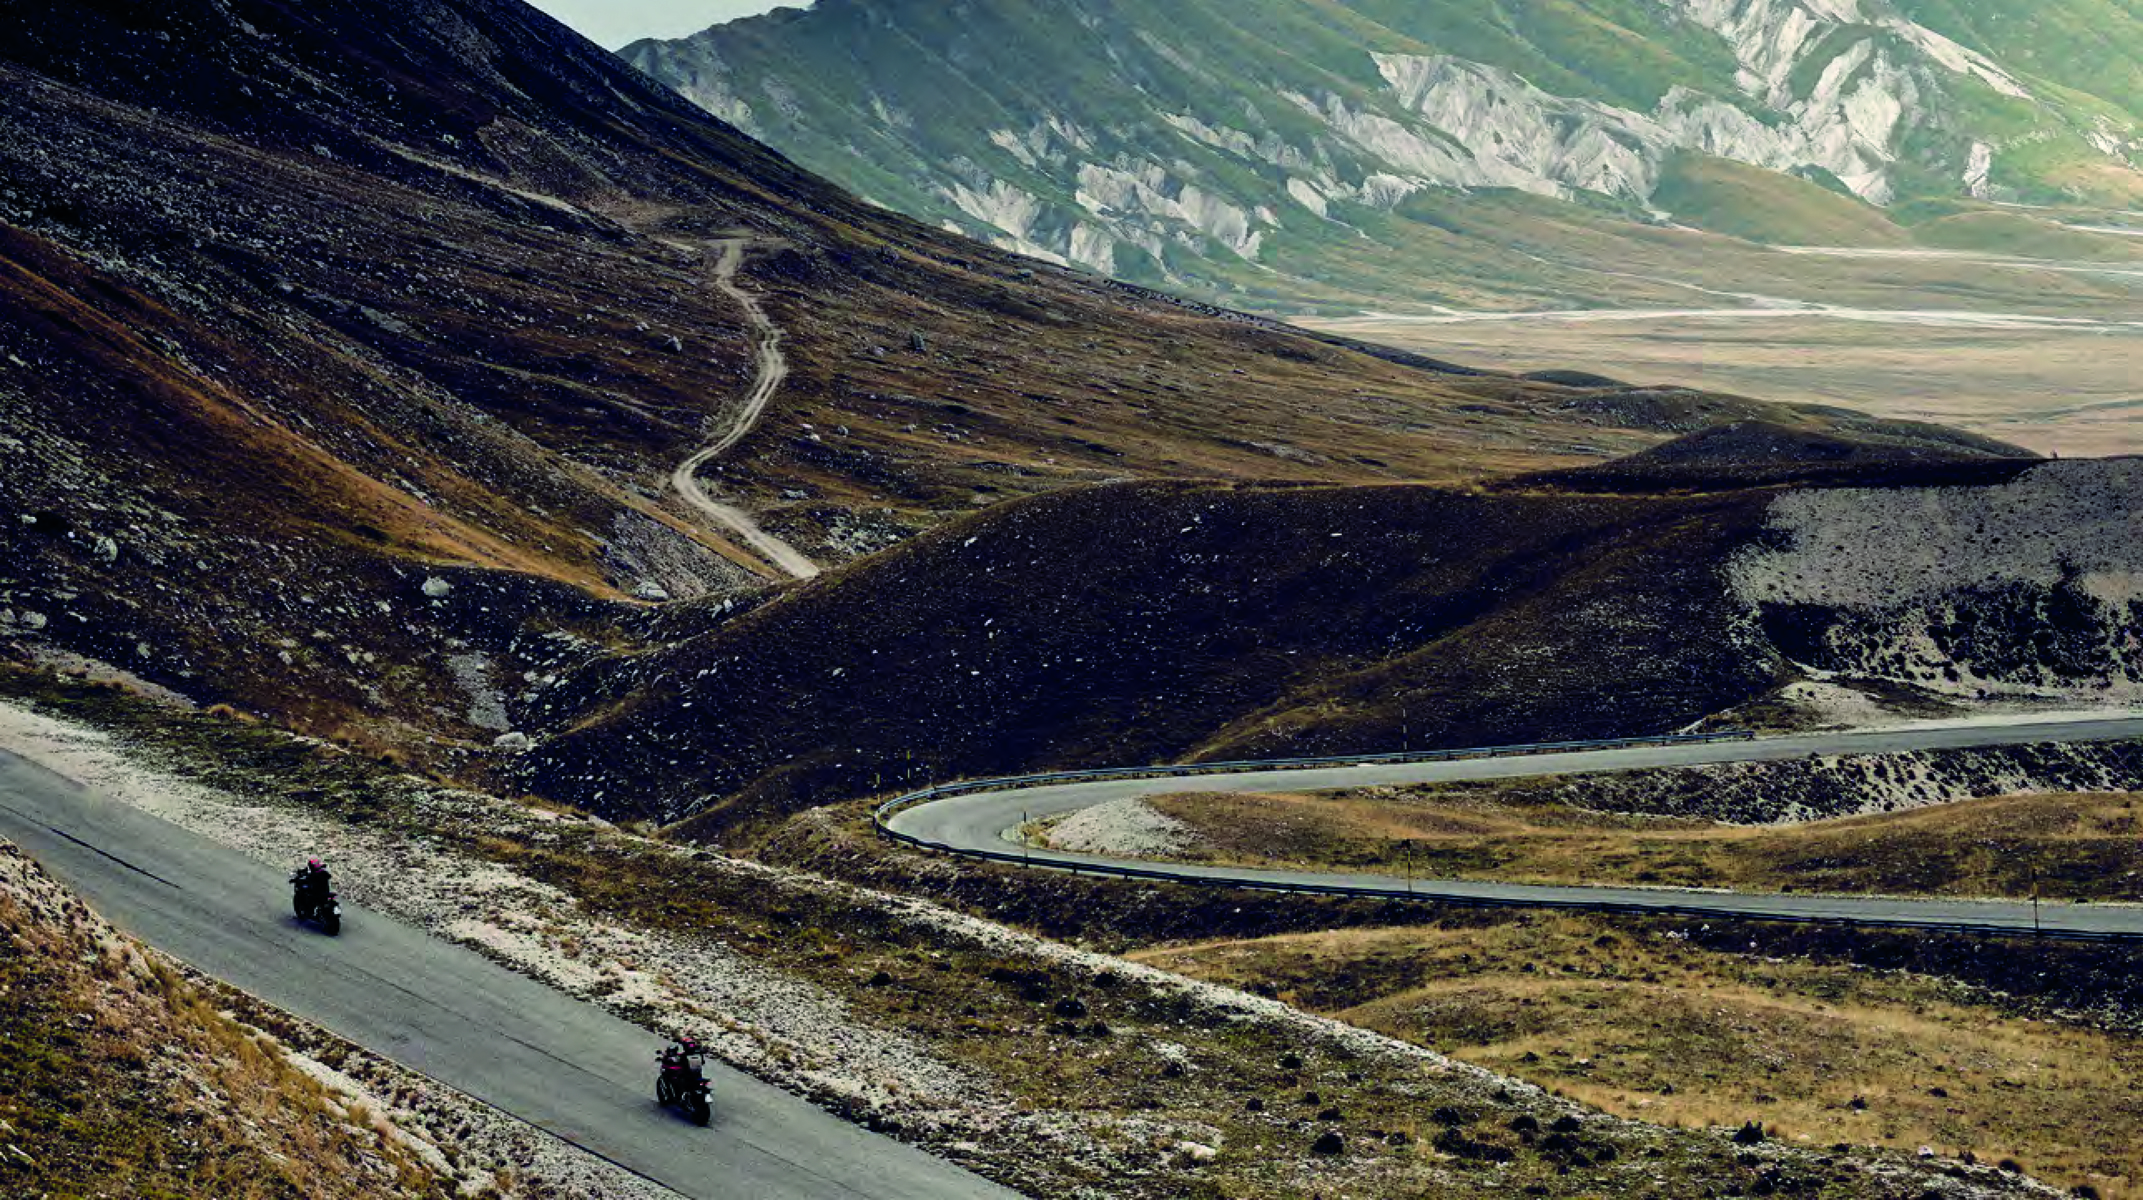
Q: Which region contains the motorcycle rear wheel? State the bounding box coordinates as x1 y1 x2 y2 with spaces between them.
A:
685 1091 710 1126
321 912 340 936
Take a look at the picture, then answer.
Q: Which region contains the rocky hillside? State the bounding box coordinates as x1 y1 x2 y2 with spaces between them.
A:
2 0 1903 767
1732 457 2143 698
629 0 2143 310
518 433 2143 840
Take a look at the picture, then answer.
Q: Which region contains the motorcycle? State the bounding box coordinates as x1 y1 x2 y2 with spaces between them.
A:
290 869 342 935
656 1045 712 1125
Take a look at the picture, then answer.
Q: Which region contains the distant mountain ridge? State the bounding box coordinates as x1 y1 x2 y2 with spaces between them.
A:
626 0 2143 309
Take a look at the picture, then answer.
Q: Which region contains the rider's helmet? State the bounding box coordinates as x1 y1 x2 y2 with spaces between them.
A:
308 858 324 870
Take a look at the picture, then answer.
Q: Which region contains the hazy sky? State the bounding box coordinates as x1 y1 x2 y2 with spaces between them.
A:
525 1 799 50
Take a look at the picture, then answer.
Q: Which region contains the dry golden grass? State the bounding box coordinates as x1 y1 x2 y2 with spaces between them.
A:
1147 788 2143 902
1302 316 2143 459
1134 916 2143 1200
0 846 450 1199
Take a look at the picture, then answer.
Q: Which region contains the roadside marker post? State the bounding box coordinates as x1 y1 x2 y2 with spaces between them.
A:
2032 859 2041 936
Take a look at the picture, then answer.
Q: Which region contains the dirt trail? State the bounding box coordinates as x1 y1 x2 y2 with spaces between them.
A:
670 238 820 580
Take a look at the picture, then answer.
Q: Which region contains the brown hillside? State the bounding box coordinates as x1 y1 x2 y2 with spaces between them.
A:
0 0 1917 763
522 445 2052 839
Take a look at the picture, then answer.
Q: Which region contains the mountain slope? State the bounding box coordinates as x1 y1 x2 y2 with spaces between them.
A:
520 435 2139 842
0 0 1841 758
628 0 2143 310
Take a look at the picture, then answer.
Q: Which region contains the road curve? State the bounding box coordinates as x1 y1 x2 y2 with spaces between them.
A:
0 751 1014 1200
670 238 822 580
886 717 2143 940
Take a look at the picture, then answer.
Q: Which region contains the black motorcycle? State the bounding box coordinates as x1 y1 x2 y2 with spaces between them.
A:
656 1045 712 1125
290 869 342 935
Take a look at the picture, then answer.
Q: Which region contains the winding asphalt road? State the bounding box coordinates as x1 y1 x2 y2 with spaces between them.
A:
887 716 2143 939
0 751 1013 1200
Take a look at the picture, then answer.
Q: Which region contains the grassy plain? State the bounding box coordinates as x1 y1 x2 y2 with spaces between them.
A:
1302 315 2143 458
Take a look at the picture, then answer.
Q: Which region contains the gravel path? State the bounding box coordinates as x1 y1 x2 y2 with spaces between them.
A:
668 238 820 580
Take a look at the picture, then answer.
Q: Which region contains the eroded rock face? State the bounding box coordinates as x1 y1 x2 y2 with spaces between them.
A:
1731 459 2143 700
627 0 2141 304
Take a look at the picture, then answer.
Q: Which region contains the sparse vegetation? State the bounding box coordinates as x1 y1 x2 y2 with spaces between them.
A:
1125 784 2143 901
1134 916 2143 1200
529 441 2080 837
3 5 2138 1199
0 845 452 1200
10 0 1865 793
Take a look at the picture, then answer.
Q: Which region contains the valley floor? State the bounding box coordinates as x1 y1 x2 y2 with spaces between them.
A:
1304 314 2143 459
1073 783 2143 902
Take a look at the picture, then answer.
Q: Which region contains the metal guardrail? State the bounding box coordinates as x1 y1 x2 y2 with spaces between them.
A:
872 729 1758 828
870 730 2143 943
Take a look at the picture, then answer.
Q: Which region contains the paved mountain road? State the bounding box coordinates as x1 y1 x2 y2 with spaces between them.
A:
0 752 1014 1200
888 716 2143 939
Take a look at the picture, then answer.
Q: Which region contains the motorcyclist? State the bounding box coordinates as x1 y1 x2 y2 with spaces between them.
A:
660 1036 706 1082
290 858 332 906
656 1035 713 1123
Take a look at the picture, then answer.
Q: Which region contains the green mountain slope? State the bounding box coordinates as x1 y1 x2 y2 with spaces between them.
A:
626 0 2143 311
